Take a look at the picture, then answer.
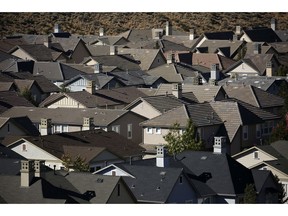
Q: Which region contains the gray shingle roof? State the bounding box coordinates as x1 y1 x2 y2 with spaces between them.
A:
13 45 54 61
243 28 282 43
244 53 276 75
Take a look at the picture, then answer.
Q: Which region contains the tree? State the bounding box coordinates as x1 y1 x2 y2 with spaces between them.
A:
20 86 37 106
243 183 257 204
163 119 204 156
274 175 288 203
61 154 89 172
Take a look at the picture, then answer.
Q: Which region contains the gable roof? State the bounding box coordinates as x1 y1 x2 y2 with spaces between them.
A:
242 28 282 43
192 53 236 70
244 53 276 75
0 82 15 91
223 85 284 109
11 44 54 61
39 91 120 108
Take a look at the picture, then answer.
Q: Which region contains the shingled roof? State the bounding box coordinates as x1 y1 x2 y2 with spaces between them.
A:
242 28 282 43
11 44 54 61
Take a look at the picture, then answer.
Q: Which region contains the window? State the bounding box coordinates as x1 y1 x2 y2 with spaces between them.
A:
146 127 152 134
112 125 120 134
179 176 183 184
63 125 68 132
262 121 274 135
22 144 27 152
55 125 62 133
155 128 161 135
117 183 121 196
7 123 10 132
253 151 259 159
243 125 248 140
127 124 132 139
256 124 261 138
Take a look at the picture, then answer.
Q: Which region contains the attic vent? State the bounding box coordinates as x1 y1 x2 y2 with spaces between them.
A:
82 109 87 112
160 171 166 176
96 178 103 183
201 156 207 160
233 86 238 89
28 109 34 112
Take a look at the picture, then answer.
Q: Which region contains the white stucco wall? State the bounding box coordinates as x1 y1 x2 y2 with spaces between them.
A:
130 100 161 119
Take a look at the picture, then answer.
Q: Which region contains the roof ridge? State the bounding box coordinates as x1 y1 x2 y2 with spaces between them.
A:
249 85 261 108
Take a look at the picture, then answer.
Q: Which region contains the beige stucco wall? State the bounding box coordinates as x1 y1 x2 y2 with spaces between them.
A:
12 49 36 61
108 180 135 203
130 100 161 119
107 112 147 145
235 151 276 169
230 62 259 75
240 34 252 42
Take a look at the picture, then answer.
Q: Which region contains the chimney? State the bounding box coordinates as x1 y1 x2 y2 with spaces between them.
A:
166 52 174 64
99 27 104 37
213 136 226 154
156 145 169 167
54 24 61 33
166 21 172 36
210 64 219 81
110 45 118 55
235 26 241 35
172 83 182 98
82 117 94 131
20 160 34 187
34 160 44 178
94 62 102 73
152 29 163 39
40 118 52 135
86 80 96 94
233 34 238 41
189 29 195 40
271 18 277 31
44 35 52 48
193 76 200 85
266 61 273 77
253 43 261 54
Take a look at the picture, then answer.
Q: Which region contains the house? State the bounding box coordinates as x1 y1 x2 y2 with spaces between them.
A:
0 116 39 141
39 91 122 109
0 106 147 144
223 85 284 115
0 157 136 203
232 140 288 202
33 62 86 86
94 147 216 203
2 129 145 171
0 91 35 114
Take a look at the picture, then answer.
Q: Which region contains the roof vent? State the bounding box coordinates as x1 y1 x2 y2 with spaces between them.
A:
201 156 207 160
96 178 103 183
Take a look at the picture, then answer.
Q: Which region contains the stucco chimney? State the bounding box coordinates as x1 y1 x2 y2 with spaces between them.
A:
156 145 169 167
266 61 273 77
235 26 241 35
34 160 45 178
86 80 96 94
166 21 172 36
253 43 261 54
172 83 182 99
210 64 220 81
40 118 52 136
233 34 238 41
271 18 277 31
20 160 34 187
99 27 104 37
213 136 226 154
44 35 52 48
166 52 174 64
82 117 94 131
54 24 61 33
189 29 195 40
94 62 103 73
110 46 118 55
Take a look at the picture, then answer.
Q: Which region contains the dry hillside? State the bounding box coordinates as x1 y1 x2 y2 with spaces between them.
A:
0 12 288 37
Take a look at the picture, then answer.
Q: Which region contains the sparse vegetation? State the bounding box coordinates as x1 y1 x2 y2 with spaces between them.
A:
1 12 288 37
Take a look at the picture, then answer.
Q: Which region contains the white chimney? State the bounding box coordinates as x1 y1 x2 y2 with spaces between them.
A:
86 80 96 94
110 46 118 55
271 18 276 31
156 145 169 167
266 61 273 77
40 118 52 136
210 64 219 81
172 83 182 99
189 29 195 40
233 34 238 41
99 27 104 37
20 160 34 187
213 136 226 154
54 24 61 33
82 117 94 131
152 29 163 39
166 52 174 64
235 26 241 35
34 160 44 178
94 62 103 73
254 43 261 54
166 21 172 36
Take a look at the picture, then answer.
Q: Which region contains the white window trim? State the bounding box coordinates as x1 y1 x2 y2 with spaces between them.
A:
127 124 132 139
146 127 153 134
112 125 120 134
155 128 161 135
